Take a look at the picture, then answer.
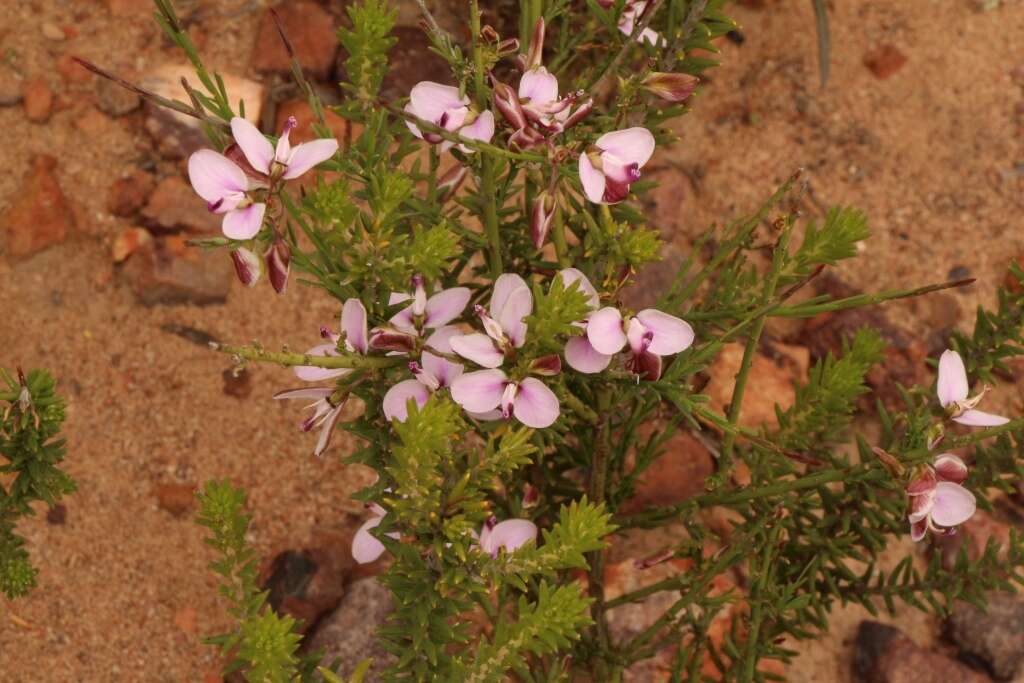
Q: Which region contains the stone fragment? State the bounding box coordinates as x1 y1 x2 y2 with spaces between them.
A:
222 367 252 399
1 155 76 258
22 77 53 123
260 527 359 630
946 596 1024 680
703 342 809 429
853 620 990 683
619 430 714 515
141 63 263 159
863 45 908 79
251 2 338 80
153 482 198 518
41 22 66 42
112 227 153 263
308 578 396 680
96 77 141 116
107 170 156 217
141 176 220 233
120 237 233 306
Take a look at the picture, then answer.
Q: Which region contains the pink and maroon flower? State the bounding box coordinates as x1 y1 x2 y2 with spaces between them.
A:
907 454 976 541
578 127 656 204
272 387 345 458
405 81 495 152
187 149 267 240
936 349 1008 427
382 350 465 423
294 298 369 382
231 115 338 182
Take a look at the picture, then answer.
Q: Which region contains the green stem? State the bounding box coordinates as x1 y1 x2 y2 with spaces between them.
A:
214 344 404 370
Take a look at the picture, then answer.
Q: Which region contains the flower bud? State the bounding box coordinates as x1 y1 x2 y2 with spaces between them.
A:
641 72 700 103
522 483 539 509
526 17 545 71
560 97 593 131
369 327 417 353
530 353 562 376
530 191 556 249
438 164 469 201
230 247 262 288
508 126 545 150
265 239 291 294
492 78 527 130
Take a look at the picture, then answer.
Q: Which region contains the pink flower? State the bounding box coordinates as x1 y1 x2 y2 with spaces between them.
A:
382 350 464 423
352 503 401 564
271 387 345 457
907 454 976 541
294 299 369 382
618 1 662 45
450 274 533 368
451 369 560 428
230 116 338 181
187 149 267 240
405 81 495 152
578 127 656 204
479 516 538 558
936 349 1009 427
564 282 694 381
388 277 471 337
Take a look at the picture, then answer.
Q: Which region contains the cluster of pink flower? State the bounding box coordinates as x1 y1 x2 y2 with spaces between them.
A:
903 349 1008 541
276 270 695 456
187 116 339 293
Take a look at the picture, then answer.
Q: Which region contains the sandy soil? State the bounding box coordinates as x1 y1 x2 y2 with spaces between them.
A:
1 0 1023 680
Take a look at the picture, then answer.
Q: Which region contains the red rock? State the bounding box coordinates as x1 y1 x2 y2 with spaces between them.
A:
107 171 156 217
620 430 714 515
252 2 338 80
153 482 198 518
141 63 263 159
0 155 76 257
22 77 53 123
119 236 234 306
55 54 93 84
853 621 989 683
260 527 360 630
703 341 809 429
112 227 153 263
947 596 1024 680
274 99 350 144
221 367 252 399
864 45 908 79
141 176 220 233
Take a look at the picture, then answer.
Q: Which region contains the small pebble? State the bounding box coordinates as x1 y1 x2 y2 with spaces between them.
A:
46 504 67 525
41 22 66 42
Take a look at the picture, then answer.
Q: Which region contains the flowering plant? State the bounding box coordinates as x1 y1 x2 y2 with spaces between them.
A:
84 0 1024 680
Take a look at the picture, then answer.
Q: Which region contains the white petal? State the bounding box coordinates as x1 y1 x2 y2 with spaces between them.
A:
930 482 976 528
449 333 504 368
954 409 1010 427
636 309 695 356
578 153 606 204
587 307 627 355
565 336 613 373
595 127 656 168
450 369 508 413
230 117 274 174
936 349 969 406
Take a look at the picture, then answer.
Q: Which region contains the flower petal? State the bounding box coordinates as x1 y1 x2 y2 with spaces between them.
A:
498 286 533 348
313 403 344 457
565 336 613 373
389 306 416 334
409 81 468 124
293 343 349 381
578 153 606 204
273 387 333 401
230 117 274 174
636 309 695 356
383 379 431 423
222 202 266 240
451 369 508 413
930 481 977 528
519 67 559 105
933 454 968 484
595 127 656 168
282 139 339 179
425 287 471 328
342 299 368 354
491 273 530 319
910 518 928 542
936 349 969 406
422 350 463 388
424 325 463 354
954 409 1010 427
404 103 423 139
449 333 504 368
352 515 387 564
513 378 560 428
481 519 537 556
458 110 495 148
587 307 627 354
188 150 248 202
558 268 600 310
